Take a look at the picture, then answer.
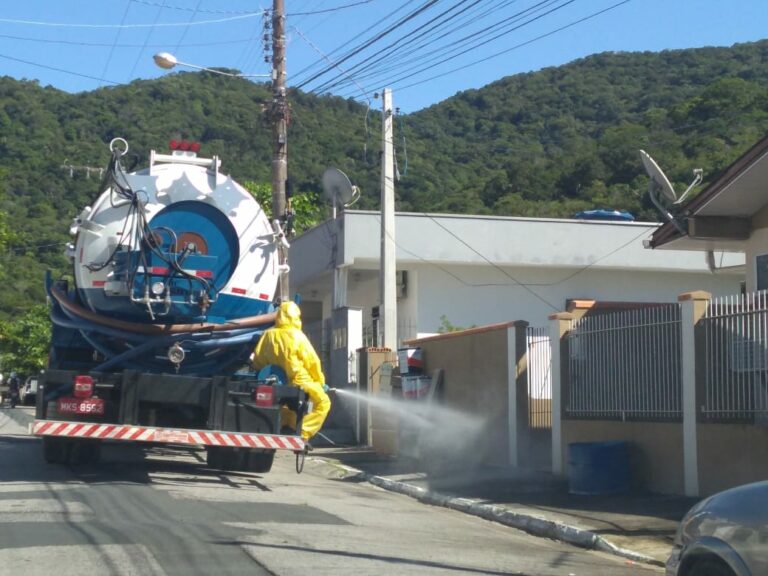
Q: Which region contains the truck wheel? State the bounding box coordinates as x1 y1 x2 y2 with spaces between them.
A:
43 438 101 465
70 440 101 465
243 450 275 473
43 437 70 464
206 446 242 471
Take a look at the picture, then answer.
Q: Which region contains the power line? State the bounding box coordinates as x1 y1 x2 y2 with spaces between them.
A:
294 0 441 90
128 0 256 14
289 0 375 16
310 0 481 95
329 0 562 95
291 1 418 81
424 214 562 310
0 32 257 48
100 1 132 87
0 53 120 84
329 0 518 93
291 25 373 103
127 0 167 81
0 12 264 28
321 0 561 96
328 0 579 96
173 0 202 54
393 0 631 93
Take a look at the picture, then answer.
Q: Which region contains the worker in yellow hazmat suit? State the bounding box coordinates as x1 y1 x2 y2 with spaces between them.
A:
252 301 331 442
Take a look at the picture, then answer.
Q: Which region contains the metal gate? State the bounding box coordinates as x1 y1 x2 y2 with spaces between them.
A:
526 326 552 429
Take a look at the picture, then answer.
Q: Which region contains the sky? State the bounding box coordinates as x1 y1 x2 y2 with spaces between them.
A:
0 0 766 113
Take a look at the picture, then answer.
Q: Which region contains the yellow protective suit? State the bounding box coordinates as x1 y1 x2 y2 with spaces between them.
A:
252 301 331 441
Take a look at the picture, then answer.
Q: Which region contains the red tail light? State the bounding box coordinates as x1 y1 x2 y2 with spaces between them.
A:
254 385 274 407
73 375 94 399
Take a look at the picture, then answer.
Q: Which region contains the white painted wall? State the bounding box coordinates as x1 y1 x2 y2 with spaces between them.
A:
413 264 740 331
292 211 744 339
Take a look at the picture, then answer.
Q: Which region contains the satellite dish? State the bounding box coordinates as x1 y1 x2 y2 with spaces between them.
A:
322 168 360 216
639 150 677 203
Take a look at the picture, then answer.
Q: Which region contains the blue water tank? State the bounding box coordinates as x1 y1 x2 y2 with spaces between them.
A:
568 441 630 495
573 209 635 222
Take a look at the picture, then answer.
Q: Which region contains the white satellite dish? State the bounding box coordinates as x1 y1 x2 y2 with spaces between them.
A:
322 168 360 217
639 150 703 206
639 149 677 203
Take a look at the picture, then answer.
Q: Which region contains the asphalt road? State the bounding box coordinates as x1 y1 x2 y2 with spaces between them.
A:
0 407 661 576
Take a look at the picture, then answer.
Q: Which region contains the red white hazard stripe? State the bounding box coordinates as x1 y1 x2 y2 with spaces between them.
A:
31 420 305 451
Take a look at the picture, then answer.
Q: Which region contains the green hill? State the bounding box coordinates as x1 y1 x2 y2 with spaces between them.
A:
1 39 768 318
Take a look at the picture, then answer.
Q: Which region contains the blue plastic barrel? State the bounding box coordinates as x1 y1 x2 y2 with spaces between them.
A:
568 441 630 495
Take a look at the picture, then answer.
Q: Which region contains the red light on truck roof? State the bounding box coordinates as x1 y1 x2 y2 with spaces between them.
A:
168 140 201 153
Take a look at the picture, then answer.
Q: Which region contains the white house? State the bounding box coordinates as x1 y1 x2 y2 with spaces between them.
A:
289 210 743 387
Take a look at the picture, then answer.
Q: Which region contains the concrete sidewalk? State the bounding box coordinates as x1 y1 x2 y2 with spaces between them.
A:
312 447 698 568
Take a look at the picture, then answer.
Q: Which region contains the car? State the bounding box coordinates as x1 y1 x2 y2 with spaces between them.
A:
666 481 768 576
21 376 38 406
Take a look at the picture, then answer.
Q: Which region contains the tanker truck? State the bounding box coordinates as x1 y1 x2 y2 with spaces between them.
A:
31 138 307 473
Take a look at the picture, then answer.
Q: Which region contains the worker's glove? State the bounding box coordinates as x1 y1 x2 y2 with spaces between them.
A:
323 384 330 393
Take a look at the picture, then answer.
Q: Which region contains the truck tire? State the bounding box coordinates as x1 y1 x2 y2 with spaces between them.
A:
243 450 275 473
43 437 70 464
206 446 242 471
70 440 101 465
206 447 275 473
43 438 101 465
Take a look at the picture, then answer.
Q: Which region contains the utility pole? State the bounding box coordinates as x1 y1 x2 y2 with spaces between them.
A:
271 0 289 301
379 88 397 351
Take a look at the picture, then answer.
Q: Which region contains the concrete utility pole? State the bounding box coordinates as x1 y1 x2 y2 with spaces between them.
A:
271 0 289 301
379 88 397 351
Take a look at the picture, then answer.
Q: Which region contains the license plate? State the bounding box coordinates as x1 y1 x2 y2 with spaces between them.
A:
57 397 105 415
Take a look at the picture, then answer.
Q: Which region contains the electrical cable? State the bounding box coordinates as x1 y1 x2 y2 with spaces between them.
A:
99 0 132 87
294 0 440 90
173 0 202 54
323 0 577 95
0 32 258 48
129 0 257 14
423 214 562 310
289 0 375 16
291 0 418 81
0 12 264 28
291 25 373 103
392 0 631 93
127 0 167 81
328 0 557 95
310 0 482 95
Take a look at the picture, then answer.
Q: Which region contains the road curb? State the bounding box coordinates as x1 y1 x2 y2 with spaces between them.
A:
316 458 665 568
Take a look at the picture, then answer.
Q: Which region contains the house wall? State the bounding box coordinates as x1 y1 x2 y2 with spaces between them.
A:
562 421 685 494
413 325 512 468
697 423 768 495
413 264 740 335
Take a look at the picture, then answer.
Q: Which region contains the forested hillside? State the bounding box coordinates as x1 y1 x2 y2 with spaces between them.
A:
1 40 768 319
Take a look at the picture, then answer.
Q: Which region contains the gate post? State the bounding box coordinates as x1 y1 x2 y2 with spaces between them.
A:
549 312 574 475
507 321 529 467
679 290 711 497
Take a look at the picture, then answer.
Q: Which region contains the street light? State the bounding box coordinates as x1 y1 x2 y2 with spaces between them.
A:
152 52 270 78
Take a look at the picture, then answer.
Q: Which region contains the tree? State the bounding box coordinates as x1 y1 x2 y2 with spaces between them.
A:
0 304 51 375
243 181 324 235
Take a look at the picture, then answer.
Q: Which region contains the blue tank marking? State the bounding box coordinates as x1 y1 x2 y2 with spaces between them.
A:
78 289 273 323
148 200 240 291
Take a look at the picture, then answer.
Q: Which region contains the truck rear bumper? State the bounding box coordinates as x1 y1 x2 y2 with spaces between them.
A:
30 419 305 451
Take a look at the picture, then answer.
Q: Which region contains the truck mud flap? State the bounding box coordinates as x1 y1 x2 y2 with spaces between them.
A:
30 419 305 451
